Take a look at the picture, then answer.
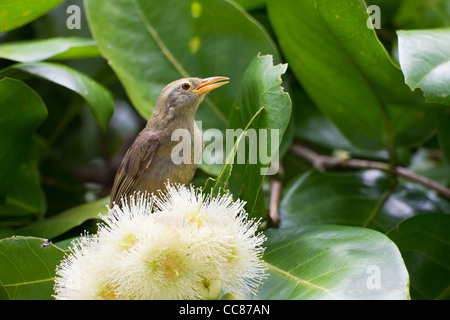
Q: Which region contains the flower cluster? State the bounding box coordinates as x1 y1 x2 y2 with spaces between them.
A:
53 184 267 300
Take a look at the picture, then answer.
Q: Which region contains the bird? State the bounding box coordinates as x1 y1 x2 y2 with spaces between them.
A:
110 76 229 207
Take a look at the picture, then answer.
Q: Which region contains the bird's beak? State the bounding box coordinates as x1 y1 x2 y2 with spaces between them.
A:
193 76 229 95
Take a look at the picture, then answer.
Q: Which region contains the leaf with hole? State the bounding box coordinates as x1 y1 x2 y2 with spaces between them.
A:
227 54 291 216
398 28 450 107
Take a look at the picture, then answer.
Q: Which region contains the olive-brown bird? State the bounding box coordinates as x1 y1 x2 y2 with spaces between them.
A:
110 76 229 207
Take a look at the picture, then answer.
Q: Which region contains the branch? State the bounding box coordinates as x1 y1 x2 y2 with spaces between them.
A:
269 179 282 226
291 143 450 199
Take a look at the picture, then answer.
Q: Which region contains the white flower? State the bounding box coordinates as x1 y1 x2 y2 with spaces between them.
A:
53 184 267 300
53 235 120 299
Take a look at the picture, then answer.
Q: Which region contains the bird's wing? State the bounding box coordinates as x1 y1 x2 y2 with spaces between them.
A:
110 130 160 206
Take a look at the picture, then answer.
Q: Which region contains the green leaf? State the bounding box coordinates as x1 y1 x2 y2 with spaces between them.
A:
227 54 291 216
203 107 264 198
0 161 46 219
397 28 450 106
0 0 64 33
387 214 450 300
17 196 108 239
258 225 410 300
279 170 450 233
0 236 65 300
0 78 47 202
0 37 100 62
267 0 435 151
291 85 388 160
0 135 48 219
84 0 279 128
1 62 114 131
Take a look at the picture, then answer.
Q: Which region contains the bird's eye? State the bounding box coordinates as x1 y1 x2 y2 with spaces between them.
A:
181 83 191 91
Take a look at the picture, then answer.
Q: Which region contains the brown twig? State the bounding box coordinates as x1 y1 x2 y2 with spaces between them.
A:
269 179 282 226
291 143 450 199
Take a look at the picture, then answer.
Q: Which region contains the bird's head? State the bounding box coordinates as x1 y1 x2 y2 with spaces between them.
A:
153 76 229 120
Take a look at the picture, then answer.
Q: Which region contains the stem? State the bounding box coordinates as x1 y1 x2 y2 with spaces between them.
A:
291 143 450 199
269 179 282 226
394 167 450 199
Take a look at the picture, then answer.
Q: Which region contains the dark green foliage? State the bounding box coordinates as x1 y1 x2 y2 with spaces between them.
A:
0 0 449 300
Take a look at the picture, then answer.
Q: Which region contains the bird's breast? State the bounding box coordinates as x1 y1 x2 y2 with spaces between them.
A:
134 123 203 195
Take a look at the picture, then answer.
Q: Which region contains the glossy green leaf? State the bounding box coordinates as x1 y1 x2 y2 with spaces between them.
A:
0 0 64 33
0 78 47 202
84 0 279 128
227 54 291 216
387 214 450 300
397 28 450 106
0 37 100 62
257 225 410 299
267 0 435 151
0 135 48 219
17 196 108 239
202 107 264 198
291 85 388 160
1 62 114 131
279 170 450 233
0 236 65 300
0 161 46 219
